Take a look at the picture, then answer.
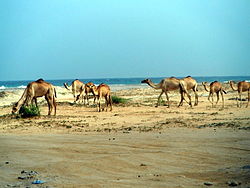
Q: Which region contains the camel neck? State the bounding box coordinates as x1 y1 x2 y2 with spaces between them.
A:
15 88 28 111
147 81 162 89
230 82 238 91
202 83 210 92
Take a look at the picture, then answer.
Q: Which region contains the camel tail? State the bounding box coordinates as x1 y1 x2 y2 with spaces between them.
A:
63 83 71 90
53 94 57 116
54 88 57 98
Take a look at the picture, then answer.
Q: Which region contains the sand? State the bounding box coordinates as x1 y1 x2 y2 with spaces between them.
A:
0 84 250 187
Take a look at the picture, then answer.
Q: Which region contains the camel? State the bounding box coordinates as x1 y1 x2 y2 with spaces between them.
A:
64 79 85 103
179 76 199 106
76 82 97 105
89 83 112 112
229 81 250 108
141 76 198 107
12 79 57 115
202 81 226 108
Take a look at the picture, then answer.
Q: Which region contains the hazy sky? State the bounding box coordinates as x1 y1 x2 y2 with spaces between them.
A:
0 0 249 81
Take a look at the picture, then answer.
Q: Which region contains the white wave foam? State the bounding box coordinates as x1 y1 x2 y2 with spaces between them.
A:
17 85 26 89
0 86 6 89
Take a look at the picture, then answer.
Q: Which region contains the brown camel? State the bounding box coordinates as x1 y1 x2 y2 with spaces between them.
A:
12 79 57 115
202 81 226 108
64 79 85 103
141 76 198 107
229 81 250 108
76 82 97 105
89 83 112 112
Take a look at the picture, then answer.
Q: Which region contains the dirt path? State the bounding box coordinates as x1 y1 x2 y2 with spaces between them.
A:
1 129 250 187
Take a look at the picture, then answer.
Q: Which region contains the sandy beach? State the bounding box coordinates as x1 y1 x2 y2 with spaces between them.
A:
0 83 250 187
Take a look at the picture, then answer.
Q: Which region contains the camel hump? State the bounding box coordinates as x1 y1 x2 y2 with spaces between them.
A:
36 78 45 83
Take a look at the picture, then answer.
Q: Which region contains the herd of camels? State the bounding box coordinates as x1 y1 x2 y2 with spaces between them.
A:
11 77 250 116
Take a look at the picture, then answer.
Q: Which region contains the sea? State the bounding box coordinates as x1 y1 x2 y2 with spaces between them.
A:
0 76 250 91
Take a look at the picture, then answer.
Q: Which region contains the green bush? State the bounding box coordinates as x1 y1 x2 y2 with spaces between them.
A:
19 105 40 118
111 96 129 104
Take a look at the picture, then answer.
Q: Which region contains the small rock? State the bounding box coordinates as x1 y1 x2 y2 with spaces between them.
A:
227 180 240 186
5 161 9 164
204 182 213 186
140 163 147 166
18 176 28 180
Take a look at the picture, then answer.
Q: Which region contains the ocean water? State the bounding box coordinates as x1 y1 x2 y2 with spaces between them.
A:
0 76 250 90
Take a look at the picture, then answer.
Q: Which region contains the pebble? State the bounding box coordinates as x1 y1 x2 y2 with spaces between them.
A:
204 182 213 186
227 180 240 186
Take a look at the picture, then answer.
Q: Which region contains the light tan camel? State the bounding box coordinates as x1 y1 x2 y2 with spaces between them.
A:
229 81 250 107
202 81 226 108
76 82 96 105
179 76 199 106
89 83 112 112
141 76 198 107
64 79 85 103
12 79 57 115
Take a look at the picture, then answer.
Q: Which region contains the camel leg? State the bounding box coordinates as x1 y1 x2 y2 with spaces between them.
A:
208 93 212 105
238 91 242 108
220 91 224 108
108 95 112 111
208 93 214 107
216 92 220 106
31 98 38 107
178 91 190 107
156 91 164 107
164 91 170 107
97 97 101 112
193 88 198 106
104 96 109 111
45 96 52 115
186 93 192 107
178 91 184 107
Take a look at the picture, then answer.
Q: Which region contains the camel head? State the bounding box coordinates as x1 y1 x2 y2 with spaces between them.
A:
88 84 97 95
141 79 151 84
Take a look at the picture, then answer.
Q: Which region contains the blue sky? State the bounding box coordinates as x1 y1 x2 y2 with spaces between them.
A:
0 0 249 81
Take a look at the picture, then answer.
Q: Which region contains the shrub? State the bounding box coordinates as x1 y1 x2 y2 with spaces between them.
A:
111 96 129 104
19 105 40 118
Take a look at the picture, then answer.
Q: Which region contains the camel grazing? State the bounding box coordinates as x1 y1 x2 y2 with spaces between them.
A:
202 81 226 108
89 83 112 112
12 79 57 115
141 76 198 107
229 81 250 107
76 82 97 105
64 79 85 103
